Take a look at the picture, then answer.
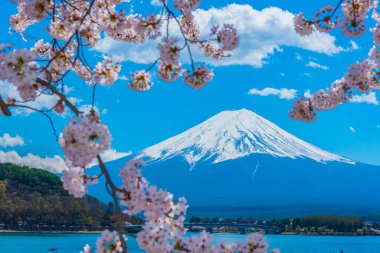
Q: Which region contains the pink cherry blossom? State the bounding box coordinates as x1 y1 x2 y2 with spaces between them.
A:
59 114 111 168
313 6 339 33
173 0 201 11
294 13 314 36
289 97 317 122
158 63 183 82
158 38 181 66
93 57 121 86
184 65 214 89
96 230 125 253
217 24 240 51
135 14 161 40
128 70 154 91
61 166 87 198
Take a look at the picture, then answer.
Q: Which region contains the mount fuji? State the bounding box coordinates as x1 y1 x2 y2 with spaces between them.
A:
136 109 352 166
91 109 380 218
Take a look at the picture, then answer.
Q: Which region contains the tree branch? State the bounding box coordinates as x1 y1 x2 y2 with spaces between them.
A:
36 78 80 116
0 95 11 116
97 155 130 252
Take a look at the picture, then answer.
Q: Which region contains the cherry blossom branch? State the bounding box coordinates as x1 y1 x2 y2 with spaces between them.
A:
97 155 130 251
0 95 11 116
331 0 345 16
36 78 80 116
45 0 97 69
291 1 379 121
37 76 133 249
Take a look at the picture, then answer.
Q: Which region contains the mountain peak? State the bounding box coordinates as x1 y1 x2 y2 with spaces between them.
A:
213 108 256 118
137 109 353 166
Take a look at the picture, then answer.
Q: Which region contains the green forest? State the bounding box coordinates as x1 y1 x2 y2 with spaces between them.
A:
0 163 114 231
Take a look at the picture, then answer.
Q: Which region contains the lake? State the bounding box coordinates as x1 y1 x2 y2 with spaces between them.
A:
0 232 379 252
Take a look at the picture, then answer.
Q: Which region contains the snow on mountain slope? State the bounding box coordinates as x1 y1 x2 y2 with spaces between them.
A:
137 109 353 166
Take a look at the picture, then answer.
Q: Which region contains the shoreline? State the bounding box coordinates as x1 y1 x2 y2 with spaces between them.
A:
0 230 102 234
0 230 379 237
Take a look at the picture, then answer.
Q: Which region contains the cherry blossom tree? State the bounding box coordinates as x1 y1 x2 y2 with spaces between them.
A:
0 0 279 252
290 0 380 122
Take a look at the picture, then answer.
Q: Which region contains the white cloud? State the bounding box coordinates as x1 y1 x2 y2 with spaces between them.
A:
86 149 132 168
0 150 66 173
118 75 128 81
349 126 356 133
150 0 162 6
95 4 343 67
78 104 108 115
248 87 297 100
303 90 312 99
295 53 303 61
306 61 329 70
350 92 379 105
348 40 359 51
0 133 25 148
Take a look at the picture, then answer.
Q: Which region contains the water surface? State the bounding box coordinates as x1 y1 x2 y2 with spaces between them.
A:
0 232 379 253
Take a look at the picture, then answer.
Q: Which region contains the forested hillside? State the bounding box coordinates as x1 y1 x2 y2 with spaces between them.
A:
0 163 114 231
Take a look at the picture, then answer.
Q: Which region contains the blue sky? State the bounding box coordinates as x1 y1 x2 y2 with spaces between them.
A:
1 0 380 170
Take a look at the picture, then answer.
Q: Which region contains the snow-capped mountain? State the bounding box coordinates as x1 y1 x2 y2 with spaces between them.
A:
91 109 380 219
138 109 352 166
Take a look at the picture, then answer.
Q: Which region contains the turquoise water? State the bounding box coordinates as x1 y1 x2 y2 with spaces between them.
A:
0 232 380 252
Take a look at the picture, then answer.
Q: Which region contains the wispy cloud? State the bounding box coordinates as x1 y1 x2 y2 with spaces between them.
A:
248 87 297 100
0 133 25 148
350 92 379 105
306 61 329 70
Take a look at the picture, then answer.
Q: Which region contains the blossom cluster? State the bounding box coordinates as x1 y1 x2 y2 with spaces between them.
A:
96 229 126 253
291 0 380 121
118 160 188 252
294 0 378 37
61 165 97 198
59 113 111 168
184 65 214 89
290 57 380 122
93 56 121 86
0 48 40 101
8 0 238 92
